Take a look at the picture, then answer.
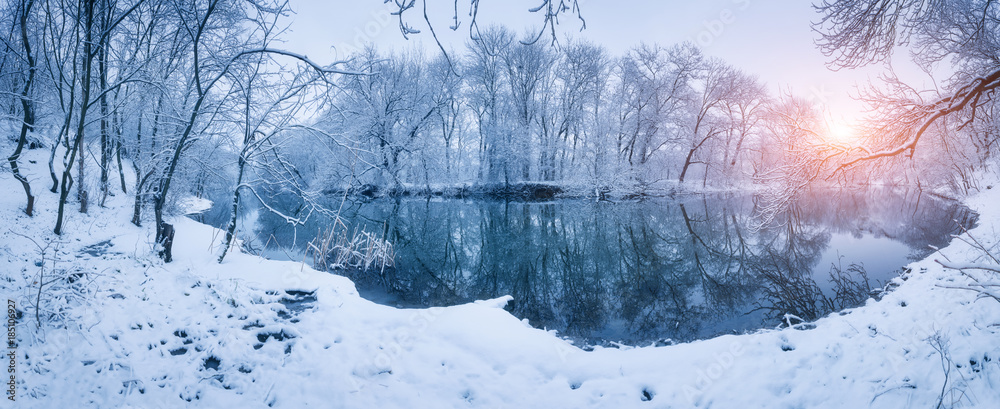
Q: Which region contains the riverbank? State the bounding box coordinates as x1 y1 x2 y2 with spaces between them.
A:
321 179 946 203
2 146 999 407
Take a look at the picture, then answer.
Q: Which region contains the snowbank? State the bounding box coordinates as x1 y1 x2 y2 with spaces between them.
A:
2 145 999 408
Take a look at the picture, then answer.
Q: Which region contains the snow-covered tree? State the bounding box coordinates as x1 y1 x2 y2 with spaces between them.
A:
814 0 1000 173
3 0 38 216
465 26 514 185
321 46 442 192
612 43 699 187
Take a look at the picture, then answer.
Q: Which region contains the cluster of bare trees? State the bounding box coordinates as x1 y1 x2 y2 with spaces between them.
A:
1 0 352 262
315 29 784 194
316 1 1000 199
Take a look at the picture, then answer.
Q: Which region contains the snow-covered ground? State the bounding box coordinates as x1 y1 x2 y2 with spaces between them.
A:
3 145 1000 408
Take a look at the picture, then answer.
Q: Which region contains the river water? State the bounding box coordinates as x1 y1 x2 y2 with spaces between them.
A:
219 187 977 346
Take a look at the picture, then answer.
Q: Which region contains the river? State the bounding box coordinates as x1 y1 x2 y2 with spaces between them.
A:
205 187 977 346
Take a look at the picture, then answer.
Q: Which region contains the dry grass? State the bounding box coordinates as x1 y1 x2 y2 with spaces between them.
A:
306 219 394 274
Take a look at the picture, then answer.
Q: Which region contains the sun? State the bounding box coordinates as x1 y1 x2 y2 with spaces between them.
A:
826 119 859 145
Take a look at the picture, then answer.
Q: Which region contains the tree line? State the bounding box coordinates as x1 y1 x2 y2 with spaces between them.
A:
313 15 996 198
317 30 782 194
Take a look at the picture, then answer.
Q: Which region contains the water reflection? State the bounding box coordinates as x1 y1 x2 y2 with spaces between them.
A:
246 188 976 345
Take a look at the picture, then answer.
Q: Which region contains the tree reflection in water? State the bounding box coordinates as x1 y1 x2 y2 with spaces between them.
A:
248 188 977 346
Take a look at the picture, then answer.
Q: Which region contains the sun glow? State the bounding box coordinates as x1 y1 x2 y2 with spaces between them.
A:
826 119 860 146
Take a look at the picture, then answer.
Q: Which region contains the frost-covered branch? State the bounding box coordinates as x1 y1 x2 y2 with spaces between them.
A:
934 228 1000 302
836 68 1000 172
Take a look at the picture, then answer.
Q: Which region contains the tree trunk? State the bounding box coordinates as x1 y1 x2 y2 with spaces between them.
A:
132 94 162 226
77 123 87 213
115 138 127 193
157 222 174 262
218 171 244 263
679 147 696 183
218 143 248 263
9 0 36 216
55 0 95 235
49 86 76 193
131 188 143 226
98 27 110 206
114 108 127 193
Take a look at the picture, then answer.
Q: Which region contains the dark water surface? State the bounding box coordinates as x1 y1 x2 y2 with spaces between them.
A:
229 188 977 346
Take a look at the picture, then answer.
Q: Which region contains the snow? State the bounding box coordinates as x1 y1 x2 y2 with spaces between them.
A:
177 196 214 215
2 144 1000 408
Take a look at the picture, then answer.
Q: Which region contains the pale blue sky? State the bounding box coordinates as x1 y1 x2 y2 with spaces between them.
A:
280 1 930 126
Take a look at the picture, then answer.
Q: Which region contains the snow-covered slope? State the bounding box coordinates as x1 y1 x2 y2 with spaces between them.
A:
2 145 999 408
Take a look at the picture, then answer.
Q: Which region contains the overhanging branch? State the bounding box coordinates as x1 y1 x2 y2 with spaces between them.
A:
836 67 1000 171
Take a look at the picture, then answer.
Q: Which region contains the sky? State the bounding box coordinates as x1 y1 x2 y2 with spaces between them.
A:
279 1 932 129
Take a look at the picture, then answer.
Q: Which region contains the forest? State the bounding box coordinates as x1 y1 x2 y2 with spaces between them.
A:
3 0 997 264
